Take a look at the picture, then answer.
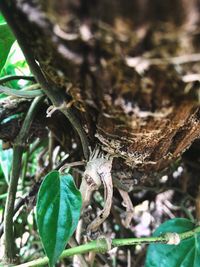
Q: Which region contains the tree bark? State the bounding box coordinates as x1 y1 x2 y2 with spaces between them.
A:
1 0 200 185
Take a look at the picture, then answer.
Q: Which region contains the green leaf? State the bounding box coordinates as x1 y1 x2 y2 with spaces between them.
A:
0 13 15 72
0 13 6 24
0 140 13 183
0 41 31 89
145 218 200 267
36 170 82 267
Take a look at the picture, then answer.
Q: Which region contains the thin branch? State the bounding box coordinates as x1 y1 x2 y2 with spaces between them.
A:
59 160 86 173
14 226 200 267
3 96 43 263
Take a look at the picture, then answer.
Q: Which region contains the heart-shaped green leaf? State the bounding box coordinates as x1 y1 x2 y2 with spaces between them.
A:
36 171 82 267
145 218 200 267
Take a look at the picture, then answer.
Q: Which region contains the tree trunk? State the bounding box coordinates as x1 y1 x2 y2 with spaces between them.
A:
1 0 200 187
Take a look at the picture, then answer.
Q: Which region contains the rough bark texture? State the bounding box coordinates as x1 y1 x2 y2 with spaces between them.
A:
2 0 200 185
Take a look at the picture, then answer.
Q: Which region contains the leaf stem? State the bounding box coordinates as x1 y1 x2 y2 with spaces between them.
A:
14 226 200 267
0 75 35 84
179 225 200 240
0 85 43 98
21 149 29 189
3 96 43 263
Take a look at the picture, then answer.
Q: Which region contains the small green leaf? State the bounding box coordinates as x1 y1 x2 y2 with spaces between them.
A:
145 218 200 267
0 13 6 24
1 41 31 89
0 140 13 183
36 170 82 267
0 13 15 72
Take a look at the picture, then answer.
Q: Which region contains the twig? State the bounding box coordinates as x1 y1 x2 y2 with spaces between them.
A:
127 249 131 267
3 96 43 263
48 131 54 170
88 251 96 267
69 237 89 267
14 226 200 267
118 189 134 228
59 160 86 173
